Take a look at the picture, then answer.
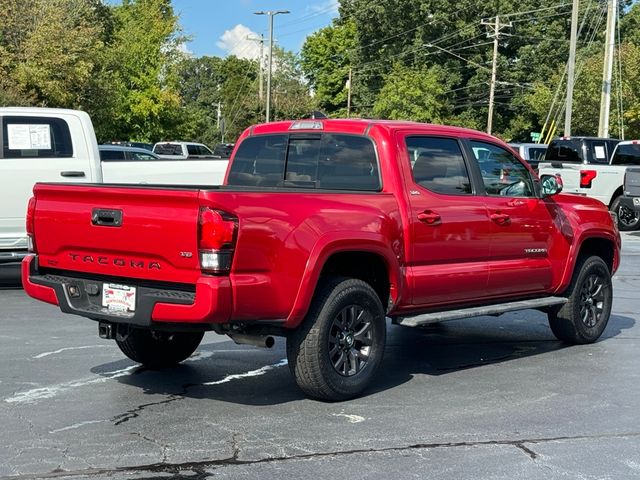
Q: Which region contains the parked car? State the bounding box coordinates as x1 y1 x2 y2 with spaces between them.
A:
99 145 160 161
103 141 154 151
508 142 548 171
23 118 620 401
613 142 640 215
153 141 218 159
539 139 640 231
0 107 229 270
213 143 235 158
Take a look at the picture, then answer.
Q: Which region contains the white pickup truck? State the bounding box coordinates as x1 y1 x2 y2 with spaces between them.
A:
0 107 229 269
538 140 640 230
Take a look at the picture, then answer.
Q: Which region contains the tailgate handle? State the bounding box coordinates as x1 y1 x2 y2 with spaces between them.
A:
60 171 86 178
92 208 123 227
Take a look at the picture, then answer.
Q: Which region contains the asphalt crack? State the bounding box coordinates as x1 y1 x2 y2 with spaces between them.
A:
112 395 183 426
4 431 639 480
514 443 538 460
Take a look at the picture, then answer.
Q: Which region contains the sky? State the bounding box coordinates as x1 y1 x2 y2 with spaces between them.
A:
169 0 339 59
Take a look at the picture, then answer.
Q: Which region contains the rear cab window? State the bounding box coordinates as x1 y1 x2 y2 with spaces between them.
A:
1 116 73 158
154 143 183 156
227 133 380 191
544 139 583 163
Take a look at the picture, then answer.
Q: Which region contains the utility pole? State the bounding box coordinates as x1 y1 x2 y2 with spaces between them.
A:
346 67 352 118
598 0 617 137
247 34 264 102
254 10 290 123
481 16 511 135
564 0 580 137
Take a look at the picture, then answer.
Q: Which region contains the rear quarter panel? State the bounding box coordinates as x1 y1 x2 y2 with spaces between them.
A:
199 190 404 327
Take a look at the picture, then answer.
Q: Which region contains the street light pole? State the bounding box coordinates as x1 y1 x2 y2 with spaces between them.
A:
254 10 290 122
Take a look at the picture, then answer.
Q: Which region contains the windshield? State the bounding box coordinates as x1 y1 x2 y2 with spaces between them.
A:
611 144 640 165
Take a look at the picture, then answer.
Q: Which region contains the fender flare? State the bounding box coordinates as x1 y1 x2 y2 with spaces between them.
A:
284 232 403 328
556 228 620 293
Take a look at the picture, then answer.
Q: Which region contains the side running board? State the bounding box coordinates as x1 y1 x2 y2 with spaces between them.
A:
394 296 568 327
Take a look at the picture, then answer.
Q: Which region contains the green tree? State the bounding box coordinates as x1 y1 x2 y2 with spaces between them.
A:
300 21 357 115
372 62 454 122
0 0 108 108
98 0 185 142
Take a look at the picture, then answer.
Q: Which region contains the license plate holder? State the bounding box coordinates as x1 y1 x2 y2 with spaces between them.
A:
102 283 137 313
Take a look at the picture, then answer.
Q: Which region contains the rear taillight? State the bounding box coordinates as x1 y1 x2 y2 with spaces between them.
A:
26 196 36 253
580 170 597 188
198 207 237 274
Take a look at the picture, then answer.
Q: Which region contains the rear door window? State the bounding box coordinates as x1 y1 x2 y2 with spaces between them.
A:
588 141 608 164
2 116 73 158
406 136 472 195
227 134 380 191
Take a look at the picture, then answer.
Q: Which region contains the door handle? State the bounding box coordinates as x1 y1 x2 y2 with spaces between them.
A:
507 199 525 207
60 171 86 178
490 212 510 225
417 211 441 225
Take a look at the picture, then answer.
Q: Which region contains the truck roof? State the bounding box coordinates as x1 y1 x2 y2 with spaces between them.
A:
0 107 90 116
248 119 501 142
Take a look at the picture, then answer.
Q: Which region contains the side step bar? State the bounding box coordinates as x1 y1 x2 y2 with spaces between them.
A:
394 296 568 327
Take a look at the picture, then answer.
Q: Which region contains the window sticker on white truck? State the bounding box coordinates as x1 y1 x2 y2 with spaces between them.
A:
594 145 606 160
7 124 51 150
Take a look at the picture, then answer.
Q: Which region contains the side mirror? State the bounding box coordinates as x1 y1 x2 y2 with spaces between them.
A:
540 174 563 197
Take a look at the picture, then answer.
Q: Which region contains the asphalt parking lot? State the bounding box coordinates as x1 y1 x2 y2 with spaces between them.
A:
1 233 639 480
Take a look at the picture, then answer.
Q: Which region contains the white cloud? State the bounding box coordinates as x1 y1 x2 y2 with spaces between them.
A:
177 42 193 58
217 24 261 60
309 0 339 15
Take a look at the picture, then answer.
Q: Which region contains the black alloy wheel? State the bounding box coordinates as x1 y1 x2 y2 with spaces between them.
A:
328 305 373 377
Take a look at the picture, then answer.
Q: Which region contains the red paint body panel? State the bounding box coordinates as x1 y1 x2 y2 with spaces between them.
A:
22 255 58 305
23 119 621 329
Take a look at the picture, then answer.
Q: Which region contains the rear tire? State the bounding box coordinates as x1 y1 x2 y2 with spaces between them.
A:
548 255 612 344
610 196 640 231
116 329 204 369
287 277 386 401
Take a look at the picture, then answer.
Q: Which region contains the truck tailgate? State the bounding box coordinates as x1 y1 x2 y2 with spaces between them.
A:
32 183 202 284
625 167 640 197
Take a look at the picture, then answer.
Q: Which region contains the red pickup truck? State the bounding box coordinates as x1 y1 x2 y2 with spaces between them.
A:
23 119 620 401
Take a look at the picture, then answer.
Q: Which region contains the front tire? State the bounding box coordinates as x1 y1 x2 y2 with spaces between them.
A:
287 277 386 401
116 328 204 369
548 256 612 344
610 196 640 231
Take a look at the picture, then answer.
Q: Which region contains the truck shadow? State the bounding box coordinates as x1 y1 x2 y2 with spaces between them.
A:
95 312 635 406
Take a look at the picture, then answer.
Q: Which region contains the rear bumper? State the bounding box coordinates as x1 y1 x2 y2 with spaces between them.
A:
22 255 232 327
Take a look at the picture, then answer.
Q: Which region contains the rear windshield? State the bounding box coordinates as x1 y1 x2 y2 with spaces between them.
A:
611 144 640 165
227 133 380 191
544 140 583 163
154 143 183 155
